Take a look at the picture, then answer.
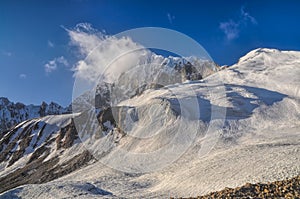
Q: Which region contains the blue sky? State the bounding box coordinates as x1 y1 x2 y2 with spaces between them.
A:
1 0 300 106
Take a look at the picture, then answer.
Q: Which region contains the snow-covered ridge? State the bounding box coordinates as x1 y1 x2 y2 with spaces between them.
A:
238 48 300 65
0 98 70 133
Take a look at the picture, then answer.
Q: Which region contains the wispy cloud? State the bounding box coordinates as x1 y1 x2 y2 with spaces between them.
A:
240 6 257 25
48 40 54 48
219 6 257 40
19 74 27 79
219 20 239 40
167 13 175 24
44 56 69 73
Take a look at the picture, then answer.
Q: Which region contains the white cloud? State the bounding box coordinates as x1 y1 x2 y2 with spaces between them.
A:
240 6 257 25
48 40 54 48
44 56 69 73
219 20 240 40
167 13 175 24
67 23 152 84
219 6 257 40
56 56 69 66
19 74 27 79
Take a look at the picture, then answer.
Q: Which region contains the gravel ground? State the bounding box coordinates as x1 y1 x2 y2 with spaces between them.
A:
172 175 300 199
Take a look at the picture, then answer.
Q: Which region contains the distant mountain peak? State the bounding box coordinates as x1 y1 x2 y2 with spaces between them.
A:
0 98 70 133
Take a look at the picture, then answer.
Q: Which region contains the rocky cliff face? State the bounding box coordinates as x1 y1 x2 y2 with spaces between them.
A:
0 98 70 133
0 114 93 193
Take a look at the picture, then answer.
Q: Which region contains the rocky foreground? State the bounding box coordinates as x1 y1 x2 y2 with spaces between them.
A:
173 175 300 199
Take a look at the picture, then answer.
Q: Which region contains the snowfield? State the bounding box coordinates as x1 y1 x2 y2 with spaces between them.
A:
0 48 299 198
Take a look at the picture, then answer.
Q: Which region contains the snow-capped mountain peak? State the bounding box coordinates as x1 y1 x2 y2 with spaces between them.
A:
238 48 300 65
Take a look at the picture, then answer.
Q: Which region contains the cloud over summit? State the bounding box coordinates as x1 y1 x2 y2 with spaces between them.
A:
67 23 151 84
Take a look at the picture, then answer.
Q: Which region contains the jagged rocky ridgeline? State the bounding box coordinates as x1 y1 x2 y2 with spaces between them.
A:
0 98 71 133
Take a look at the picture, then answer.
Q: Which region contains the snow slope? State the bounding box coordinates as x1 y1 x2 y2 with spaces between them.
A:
1 48 300 198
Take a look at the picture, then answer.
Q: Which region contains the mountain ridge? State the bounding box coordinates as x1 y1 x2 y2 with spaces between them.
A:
0 97 71 133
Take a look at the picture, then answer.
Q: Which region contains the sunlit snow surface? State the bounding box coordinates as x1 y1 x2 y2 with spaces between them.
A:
1 48 300 198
